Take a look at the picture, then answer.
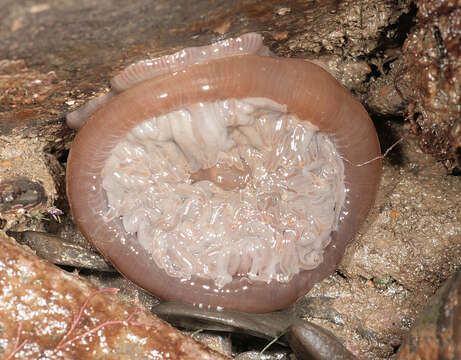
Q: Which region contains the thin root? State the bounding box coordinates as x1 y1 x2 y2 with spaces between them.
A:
55 287 144 351
6 324 28 360
341 136 405 167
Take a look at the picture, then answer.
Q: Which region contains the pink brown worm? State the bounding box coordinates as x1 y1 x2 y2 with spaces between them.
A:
66 55 381 313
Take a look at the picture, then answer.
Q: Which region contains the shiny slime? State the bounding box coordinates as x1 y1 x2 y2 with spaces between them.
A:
66 33 381 312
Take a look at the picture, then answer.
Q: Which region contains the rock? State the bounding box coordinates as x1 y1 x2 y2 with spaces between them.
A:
152 302 295 342
396 270 461 360
0 232 227 359
286 320 356 360
10 230 114 271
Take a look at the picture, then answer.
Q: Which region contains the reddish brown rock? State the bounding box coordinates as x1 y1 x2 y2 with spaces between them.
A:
398 0 461 172
396 270 461 360
0 232 228 360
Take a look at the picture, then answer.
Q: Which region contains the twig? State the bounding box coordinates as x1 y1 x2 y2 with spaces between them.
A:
259 331 285 355
341 136 405 167
190 328 204 339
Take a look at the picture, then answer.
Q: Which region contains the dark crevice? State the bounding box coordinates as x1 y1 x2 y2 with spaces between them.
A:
56 264 78 273
56 148 70 166
43 137 73 169
392 343 401 354
382 57 397 74
335 270 348 280
362 2 418 82
377 2 418 50
371 115 406 167
365 63 381 81
41 123 74 217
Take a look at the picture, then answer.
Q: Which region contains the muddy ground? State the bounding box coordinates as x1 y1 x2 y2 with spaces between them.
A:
0 0 460 359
